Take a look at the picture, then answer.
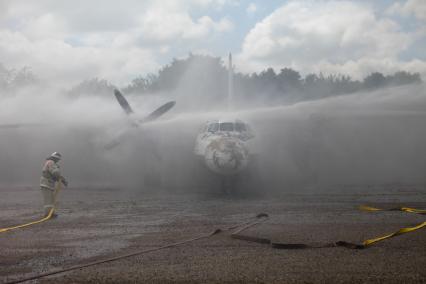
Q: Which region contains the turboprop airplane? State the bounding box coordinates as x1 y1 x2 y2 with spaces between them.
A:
112 53 256 191
113 88 255 178
193 55 255 177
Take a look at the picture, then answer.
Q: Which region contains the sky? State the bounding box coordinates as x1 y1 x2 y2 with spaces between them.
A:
0 0 425 87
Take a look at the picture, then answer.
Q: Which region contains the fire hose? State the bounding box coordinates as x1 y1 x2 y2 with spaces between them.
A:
0 183 62 233
2 213 268 284
2 204 425 283
232 205 425 249
1 187 425 284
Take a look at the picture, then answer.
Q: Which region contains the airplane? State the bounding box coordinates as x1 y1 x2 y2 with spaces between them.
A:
112 54 257 192
193 54 255 178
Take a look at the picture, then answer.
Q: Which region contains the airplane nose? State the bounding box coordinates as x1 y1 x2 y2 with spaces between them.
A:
204 137 249 175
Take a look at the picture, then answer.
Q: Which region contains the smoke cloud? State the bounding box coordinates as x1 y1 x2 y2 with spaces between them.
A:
0 77 425 194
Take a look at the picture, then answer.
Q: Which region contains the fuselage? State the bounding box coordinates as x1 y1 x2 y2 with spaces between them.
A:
194 119 254 176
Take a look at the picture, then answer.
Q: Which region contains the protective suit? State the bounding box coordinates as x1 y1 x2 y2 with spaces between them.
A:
40 152 67 217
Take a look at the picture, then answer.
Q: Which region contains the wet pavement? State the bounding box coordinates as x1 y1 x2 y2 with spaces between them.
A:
1 185 425 283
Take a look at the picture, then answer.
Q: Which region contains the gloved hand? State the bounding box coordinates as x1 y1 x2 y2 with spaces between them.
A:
61 177 69 187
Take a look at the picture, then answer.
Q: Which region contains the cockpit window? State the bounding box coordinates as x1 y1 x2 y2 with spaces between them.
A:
207 123 219 132
206 121 249 133
219 122 234 131
220 122 234 131
235 122 247 132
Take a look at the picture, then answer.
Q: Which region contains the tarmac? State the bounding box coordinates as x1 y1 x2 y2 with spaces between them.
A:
1 184 425 283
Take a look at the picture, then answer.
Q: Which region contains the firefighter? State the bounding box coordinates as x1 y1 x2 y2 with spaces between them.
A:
40 152 68 217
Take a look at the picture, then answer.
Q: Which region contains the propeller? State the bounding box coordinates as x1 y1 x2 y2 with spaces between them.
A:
106 89 176 150
114 89 176 125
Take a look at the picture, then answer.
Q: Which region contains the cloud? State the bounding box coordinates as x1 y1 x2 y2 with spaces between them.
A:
1 0 234 43
246 3 257 15
237 1 426 79
0 29 159 86
138 6 233 42
0 0 235 86
387 0 426 22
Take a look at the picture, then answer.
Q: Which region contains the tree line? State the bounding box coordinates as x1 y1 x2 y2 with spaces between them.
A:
1 54 422 106
119 54 421 105
0 63 37 91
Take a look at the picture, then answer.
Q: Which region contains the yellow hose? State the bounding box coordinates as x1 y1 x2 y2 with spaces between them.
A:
359 205 425 246
0 182 62 233
359 205 426 215
363 221 426 246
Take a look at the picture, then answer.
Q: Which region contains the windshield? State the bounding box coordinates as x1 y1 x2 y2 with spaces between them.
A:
207 123 219 132
207 122 248 133
219 122 234 131
235 122 247 132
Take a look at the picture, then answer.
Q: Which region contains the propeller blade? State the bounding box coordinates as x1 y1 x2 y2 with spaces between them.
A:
108 89 175 150
142 101 176 123
114 89 134 115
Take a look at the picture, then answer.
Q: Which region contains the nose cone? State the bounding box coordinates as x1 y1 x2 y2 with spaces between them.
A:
204 137 249 175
